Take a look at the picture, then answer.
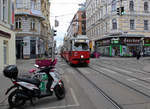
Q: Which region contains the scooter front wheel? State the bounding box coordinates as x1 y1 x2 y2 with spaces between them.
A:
8 89 26 108
55 85 65 100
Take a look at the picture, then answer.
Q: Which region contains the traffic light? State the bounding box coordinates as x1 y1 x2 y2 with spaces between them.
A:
120 7 125 15
117 8 120 15
53 30 57 36
117 7 125 16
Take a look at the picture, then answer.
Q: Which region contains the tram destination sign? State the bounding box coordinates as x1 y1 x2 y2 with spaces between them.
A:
75 39 87 42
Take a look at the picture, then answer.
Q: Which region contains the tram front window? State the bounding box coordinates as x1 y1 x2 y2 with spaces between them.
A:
73 43 89 51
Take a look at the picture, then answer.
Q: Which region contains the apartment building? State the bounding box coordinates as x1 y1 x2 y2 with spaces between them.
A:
41 0 53 55
86 0 150 56
67 6 86 38
0 0 16 71
15 0 52 59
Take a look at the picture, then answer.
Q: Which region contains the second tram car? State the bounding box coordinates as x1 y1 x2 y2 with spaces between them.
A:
62 35 90 65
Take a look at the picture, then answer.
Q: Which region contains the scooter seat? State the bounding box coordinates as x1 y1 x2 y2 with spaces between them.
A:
17 77 41 87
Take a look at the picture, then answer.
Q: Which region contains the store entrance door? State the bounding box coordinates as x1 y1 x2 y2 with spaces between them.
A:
30 40 36 58
16 40 23 59
112 46 120 56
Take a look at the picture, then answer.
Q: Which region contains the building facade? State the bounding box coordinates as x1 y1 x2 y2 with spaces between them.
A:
67 5 86 38
41 0 53 55
86 0 150 56
15 0 52 59
0 0 16 70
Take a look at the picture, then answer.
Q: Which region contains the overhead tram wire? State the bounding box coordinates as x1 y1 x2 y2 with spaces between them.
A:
50 2 83 5
50 13 75 18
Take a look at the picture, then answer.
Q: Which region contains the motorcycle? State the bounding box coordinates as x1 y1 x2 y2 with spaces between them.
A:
3 59 65 108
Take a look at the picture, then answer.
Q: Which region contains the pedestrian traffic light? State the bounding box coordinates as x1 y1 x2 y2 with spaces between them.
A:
120 7 125 15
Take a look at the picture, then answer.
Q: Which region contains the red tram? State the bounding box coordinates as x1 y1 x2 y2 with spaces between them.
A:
61 35 90 65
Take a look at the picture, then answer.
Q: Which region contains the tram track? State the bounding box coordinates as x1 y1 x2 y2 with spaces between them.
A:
73 67 124 109
88 65 150 99
92 61 150 84
98 60 150 74
62 58 150 109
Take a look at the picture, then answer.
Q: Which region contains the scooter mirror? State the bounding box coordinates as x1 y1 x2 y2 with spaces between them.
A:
34 64 39 68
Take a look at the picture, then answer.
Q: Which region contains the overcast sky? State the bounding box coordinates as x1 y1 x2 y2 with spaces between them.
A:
50 0 85 47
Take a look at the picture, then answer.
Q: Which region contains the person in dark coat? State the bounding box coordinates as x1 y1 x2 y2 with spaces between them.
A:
136 51 141 60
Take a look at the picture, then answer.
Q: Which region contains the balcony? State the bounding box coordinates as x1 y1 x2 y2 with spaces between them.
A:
15 9 45 20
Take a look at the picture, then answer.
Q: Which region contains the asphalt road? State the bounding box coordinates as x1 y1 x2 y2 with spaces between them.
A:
1 56 150 109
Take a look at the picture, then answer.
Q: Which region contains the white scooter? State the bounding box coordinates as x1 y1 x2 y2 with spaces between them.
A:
3 59 65 108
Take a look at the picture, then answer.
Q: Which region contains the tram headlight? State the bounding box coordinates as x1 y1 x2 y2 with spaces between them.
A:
81 55 84 58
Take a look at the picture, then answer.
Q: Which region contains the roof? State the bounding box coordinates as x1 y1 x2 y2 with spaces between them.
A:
69 35 89 40
95 33 145 41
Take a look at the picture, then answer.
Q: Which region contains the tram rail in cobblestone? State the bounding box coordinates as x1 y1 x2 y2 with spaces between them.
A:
93 62 150 85
73 67 123 109
89 65 150 99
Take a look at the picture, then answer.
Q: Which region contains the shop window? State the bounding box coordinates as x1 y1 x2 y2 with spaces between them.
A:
3 40 8 65
144 2 148 12
144 20 148 30
30 19 35 30
129 1 134 11
130 19 135 30
15 18 22 29
112 19 117 30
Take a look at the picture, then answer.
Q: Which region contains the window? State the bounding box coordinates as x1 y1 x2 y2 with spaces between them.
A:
129 1 134 11
15 18 22 29
82 12 86 18
106 22 108 32
112 19 117 30
144 20 148 30
3 40 8 65
130 19 135 30
0 0 1 19
16 0 23 8
112 0 116 12
31 0 36 10
31 19 35 30
144 2 148 12
3 0 7 21
73 43 89 51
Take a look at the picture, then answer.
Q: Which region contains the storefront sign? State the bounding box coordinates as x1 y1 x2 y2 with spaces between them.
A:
144 38 150 44
123 38 140 44
96 39 111 46
0 30 11 38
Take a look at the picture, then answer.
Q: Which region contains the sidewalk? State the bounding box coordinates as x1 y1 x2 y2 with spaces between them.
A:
0 59 36 106
0 72 11 106
17 59 36 76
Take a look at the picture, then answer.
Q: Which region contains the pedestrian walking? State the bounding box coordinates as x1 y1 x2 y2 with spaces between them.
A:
136 51 141 60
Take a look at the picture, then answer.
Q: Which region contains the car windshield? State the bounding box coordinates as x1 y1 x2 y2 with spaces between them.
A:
73 42 89 51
